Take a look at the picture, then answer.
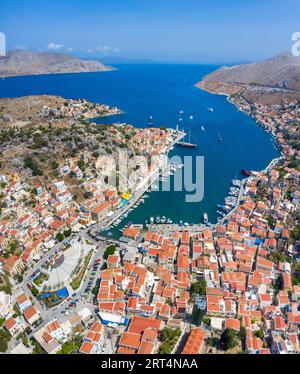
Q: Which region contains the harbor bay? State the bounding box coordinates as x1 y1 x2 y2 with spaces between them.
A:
0 64 279 232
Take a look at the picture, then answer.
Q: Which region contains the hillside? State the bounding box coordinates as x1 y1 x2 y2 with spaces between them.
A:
0 50 115 78
197 52 300 104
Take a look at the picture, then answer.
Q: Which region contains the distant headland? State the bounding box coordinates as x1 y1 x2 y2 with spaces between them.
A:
0 50 116 78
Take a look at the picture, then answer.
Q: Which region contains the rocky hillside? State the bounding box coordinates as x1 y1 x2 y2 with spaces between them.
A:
197 53 300 104
0 50 115 77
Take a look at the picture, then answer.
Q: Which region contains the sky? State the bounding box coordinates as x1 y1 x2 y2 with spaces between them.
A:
0 0 299 63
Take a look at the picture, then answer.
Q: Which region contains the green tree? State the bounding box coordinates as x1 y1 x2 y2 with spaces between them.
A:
56 233 64 242
220 328 238 351
254 329 264 340
190 280 206 295
103 245 116 259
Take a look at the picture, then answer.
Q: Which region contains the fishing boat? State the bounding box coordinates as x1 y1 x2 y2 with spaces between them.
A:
177 129 197 148
241 169 251 176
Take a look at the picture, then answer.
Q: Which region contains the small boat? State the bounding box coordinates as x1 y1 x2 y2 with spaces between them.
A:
149 217 154 224
241 169 251 176
148 115 153 127
208 107 214 113
161 216 167 224
217 136 222 142
177 129 197 148
203 213 208 224
155 215 161 224
232 179 241 187
201 126 205 132
189 115 194 120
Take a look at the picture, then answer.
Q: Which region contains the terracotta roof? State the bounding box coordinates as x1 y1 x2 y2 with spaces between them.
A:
128 316 162 335
79 341 94 354
119 332 141 349
181 328 205 354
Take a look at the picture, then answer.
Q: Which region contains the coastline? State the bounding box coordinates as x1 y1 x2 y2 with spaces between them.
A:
195 82 284 225
94 130 186 233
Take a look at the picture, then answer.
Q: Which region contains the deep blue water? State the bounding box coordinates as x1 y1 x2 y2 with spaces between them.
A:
0 65 279 228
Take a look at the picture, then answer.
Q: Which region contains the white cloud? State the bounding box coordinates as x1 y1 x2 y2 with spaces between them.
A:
47 42 65 50
14 44 27 50
93 46 122 55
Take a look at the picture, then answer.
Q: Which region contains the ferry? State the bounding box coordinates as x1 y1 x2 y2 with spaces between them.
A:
203 213 208 224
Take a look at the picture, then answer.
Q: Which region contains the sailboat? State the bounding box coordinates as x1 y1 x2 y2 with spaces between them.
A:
177 129 197 148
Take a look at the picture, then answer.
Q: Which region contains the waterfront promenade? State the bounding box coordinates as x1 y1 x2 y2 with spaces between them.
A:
96 130 186 232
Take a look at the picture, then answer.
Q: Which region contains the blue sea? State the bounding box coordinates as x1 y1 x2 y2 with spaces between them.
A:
0 64 279 229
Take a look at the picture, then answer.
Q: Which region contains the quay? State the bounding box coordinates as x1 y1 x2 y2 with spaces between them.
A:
95 130 186 232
